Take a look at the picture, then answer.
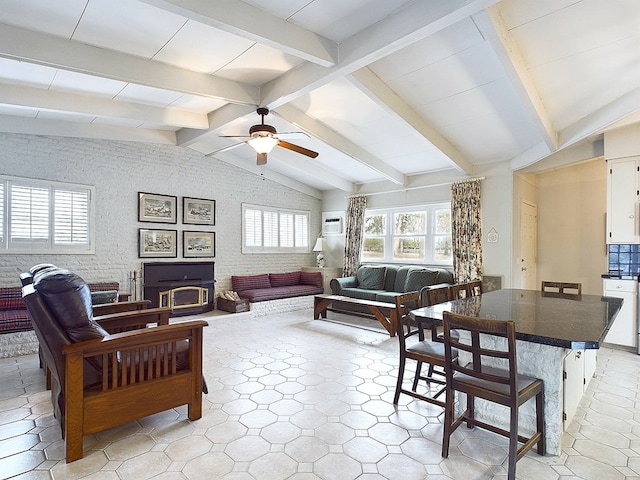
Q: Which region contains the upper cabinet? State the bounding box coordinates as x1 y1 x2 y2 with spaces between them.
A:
607 157 640 244
606 125 640 244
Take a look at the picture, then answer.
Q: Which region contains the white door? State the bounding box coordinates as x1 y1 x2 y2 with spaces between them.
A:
520 202 537 290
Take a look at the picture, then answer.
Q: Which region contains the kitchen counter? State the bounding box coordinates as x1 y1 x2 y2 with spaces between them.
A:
411 288 624 455
411 288 624 349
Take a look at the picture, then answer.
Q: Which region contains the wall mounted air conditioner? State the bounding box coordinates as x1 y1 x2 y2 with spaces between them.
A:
323 217 343 235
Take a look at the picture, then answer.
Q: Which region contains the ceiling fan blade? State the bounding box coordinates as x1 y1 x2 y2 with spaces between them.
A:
257 153 267 165
205 141 247 157
277 140 319 158
276 132 310 140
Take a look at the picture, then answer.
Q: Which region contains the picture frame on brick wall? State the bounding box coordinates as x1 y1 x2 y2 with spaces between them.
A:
138 192 177 224
183 197 215 225
183 231 215 258
139 229 178 258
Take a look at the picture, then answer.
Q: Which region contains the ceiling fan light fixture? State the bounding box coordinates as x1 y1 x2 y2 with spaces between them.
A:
248 134 278 154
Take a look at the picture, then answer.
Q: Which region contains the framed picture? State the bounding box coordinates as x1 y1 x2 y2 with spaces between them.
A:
138 192 177 224
183 231 215 258
183 197 215 225
138 229 178 258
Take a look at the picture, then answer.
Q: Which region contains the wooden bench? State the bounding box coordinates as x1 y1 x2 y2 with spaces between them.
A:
314 294 397 337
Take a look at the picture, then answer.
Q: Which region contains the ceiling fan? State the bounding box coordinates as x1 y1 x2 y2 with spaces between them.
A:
207 108 319 165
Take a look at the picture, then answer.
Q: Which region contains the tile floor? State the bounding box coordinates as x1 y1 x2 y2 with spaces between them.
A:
1 308 640 480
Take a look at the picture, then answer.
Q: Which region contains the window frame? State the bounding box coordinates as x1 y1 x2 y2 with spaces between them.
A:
242 203 310 254
361 202 452 265
0 175 95 254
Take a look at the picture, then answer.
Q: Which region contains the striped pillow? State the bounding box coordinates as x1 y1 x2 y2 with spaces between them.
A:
300 271 322 288
270 272 301 287
232 274 271 292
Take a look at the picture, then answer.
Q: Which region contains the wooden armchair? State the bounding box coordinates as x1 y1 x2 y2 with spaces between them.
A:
22 266 208 463
92 299 151 317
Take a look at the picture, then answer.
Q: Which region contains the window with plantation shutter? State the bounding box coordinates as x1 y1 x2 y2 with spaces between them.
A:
10 185 49 244
295 214 308 248
242 203 310 253
280 213 294 247
244 207 262 247
54 190 89 244
0 175 95 253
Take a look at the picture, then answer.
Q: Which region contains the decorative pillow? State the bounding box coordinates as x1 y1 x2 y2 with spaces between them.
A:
91 290 118 305
270 271 301 287
404 269 439 293
88 282 120 292
232 274 271 292
356 266 386 290
300 271 322 288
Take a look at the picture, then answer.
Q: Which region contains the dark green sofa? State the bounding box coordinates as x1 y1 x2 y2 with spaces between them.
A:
329 264 454 314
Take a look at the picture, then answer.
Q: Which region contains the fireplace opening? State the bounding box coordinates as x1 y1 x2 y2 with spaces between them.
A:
143 261 214 316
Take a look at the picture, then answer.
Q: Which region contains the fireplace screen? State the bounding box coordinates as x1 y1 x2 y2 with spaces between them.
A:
159 286 209 311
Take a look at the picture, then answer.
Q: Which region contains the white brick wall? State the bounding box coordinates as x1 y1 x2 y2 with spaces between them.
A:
0 133 322 295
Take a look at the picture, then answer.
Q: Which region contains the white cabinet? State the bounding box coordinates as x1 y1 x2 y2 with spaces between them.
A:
563 349 585 429
562 349 597 430
607 157 640 244
603 279 637 348
302 266 342 294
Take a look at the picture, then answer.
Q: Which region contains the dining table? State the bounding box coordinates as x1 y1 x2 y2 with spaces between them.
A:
410 288 623 455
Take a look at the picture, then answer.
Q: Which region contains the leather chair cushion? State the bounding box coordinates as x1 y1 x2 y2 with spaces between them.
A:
33 267 108 342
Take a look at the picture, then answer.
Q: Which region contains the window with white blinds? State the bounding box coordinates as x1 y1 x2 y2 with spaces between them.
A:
0 175 95 253
242 203 309 253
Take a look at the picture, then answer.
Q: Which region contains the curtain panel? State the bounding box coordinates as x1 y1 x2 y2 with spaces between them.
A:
343 195 367 277
451 179 483 283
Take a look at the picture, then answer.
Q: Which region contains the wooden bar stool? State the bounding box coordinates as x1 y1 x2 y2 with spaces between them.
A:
441 311 545 480
541 281 581 295
393 292 457 409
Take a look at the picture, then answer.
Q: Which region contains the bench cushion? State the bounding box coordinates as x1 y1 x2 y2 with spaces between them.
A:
375 292 404 304
0 311 31 334
0 287 24 311
339 288 381 301
239 285 322 303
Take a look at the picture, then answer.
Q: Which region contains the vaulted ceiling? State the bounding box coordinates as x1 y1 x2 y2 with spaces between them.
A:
0 0 638 198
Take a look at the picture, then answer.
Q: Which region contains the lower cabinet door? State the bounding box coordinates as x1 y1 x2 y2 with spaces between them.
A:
563 349 585 430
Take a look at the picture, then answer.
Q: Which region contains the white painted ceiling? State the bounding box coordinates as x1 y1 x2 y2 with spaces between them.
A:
0 0 638 198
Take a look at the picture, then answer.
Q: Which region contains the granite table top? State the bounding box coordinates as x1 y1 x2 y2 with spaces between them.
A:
410 288 624 349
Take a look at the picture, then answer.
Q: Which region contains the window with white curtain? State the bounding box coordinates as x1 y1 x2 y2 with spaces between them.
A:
0 175 95 253
361 203 452 264
242 203 309 253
